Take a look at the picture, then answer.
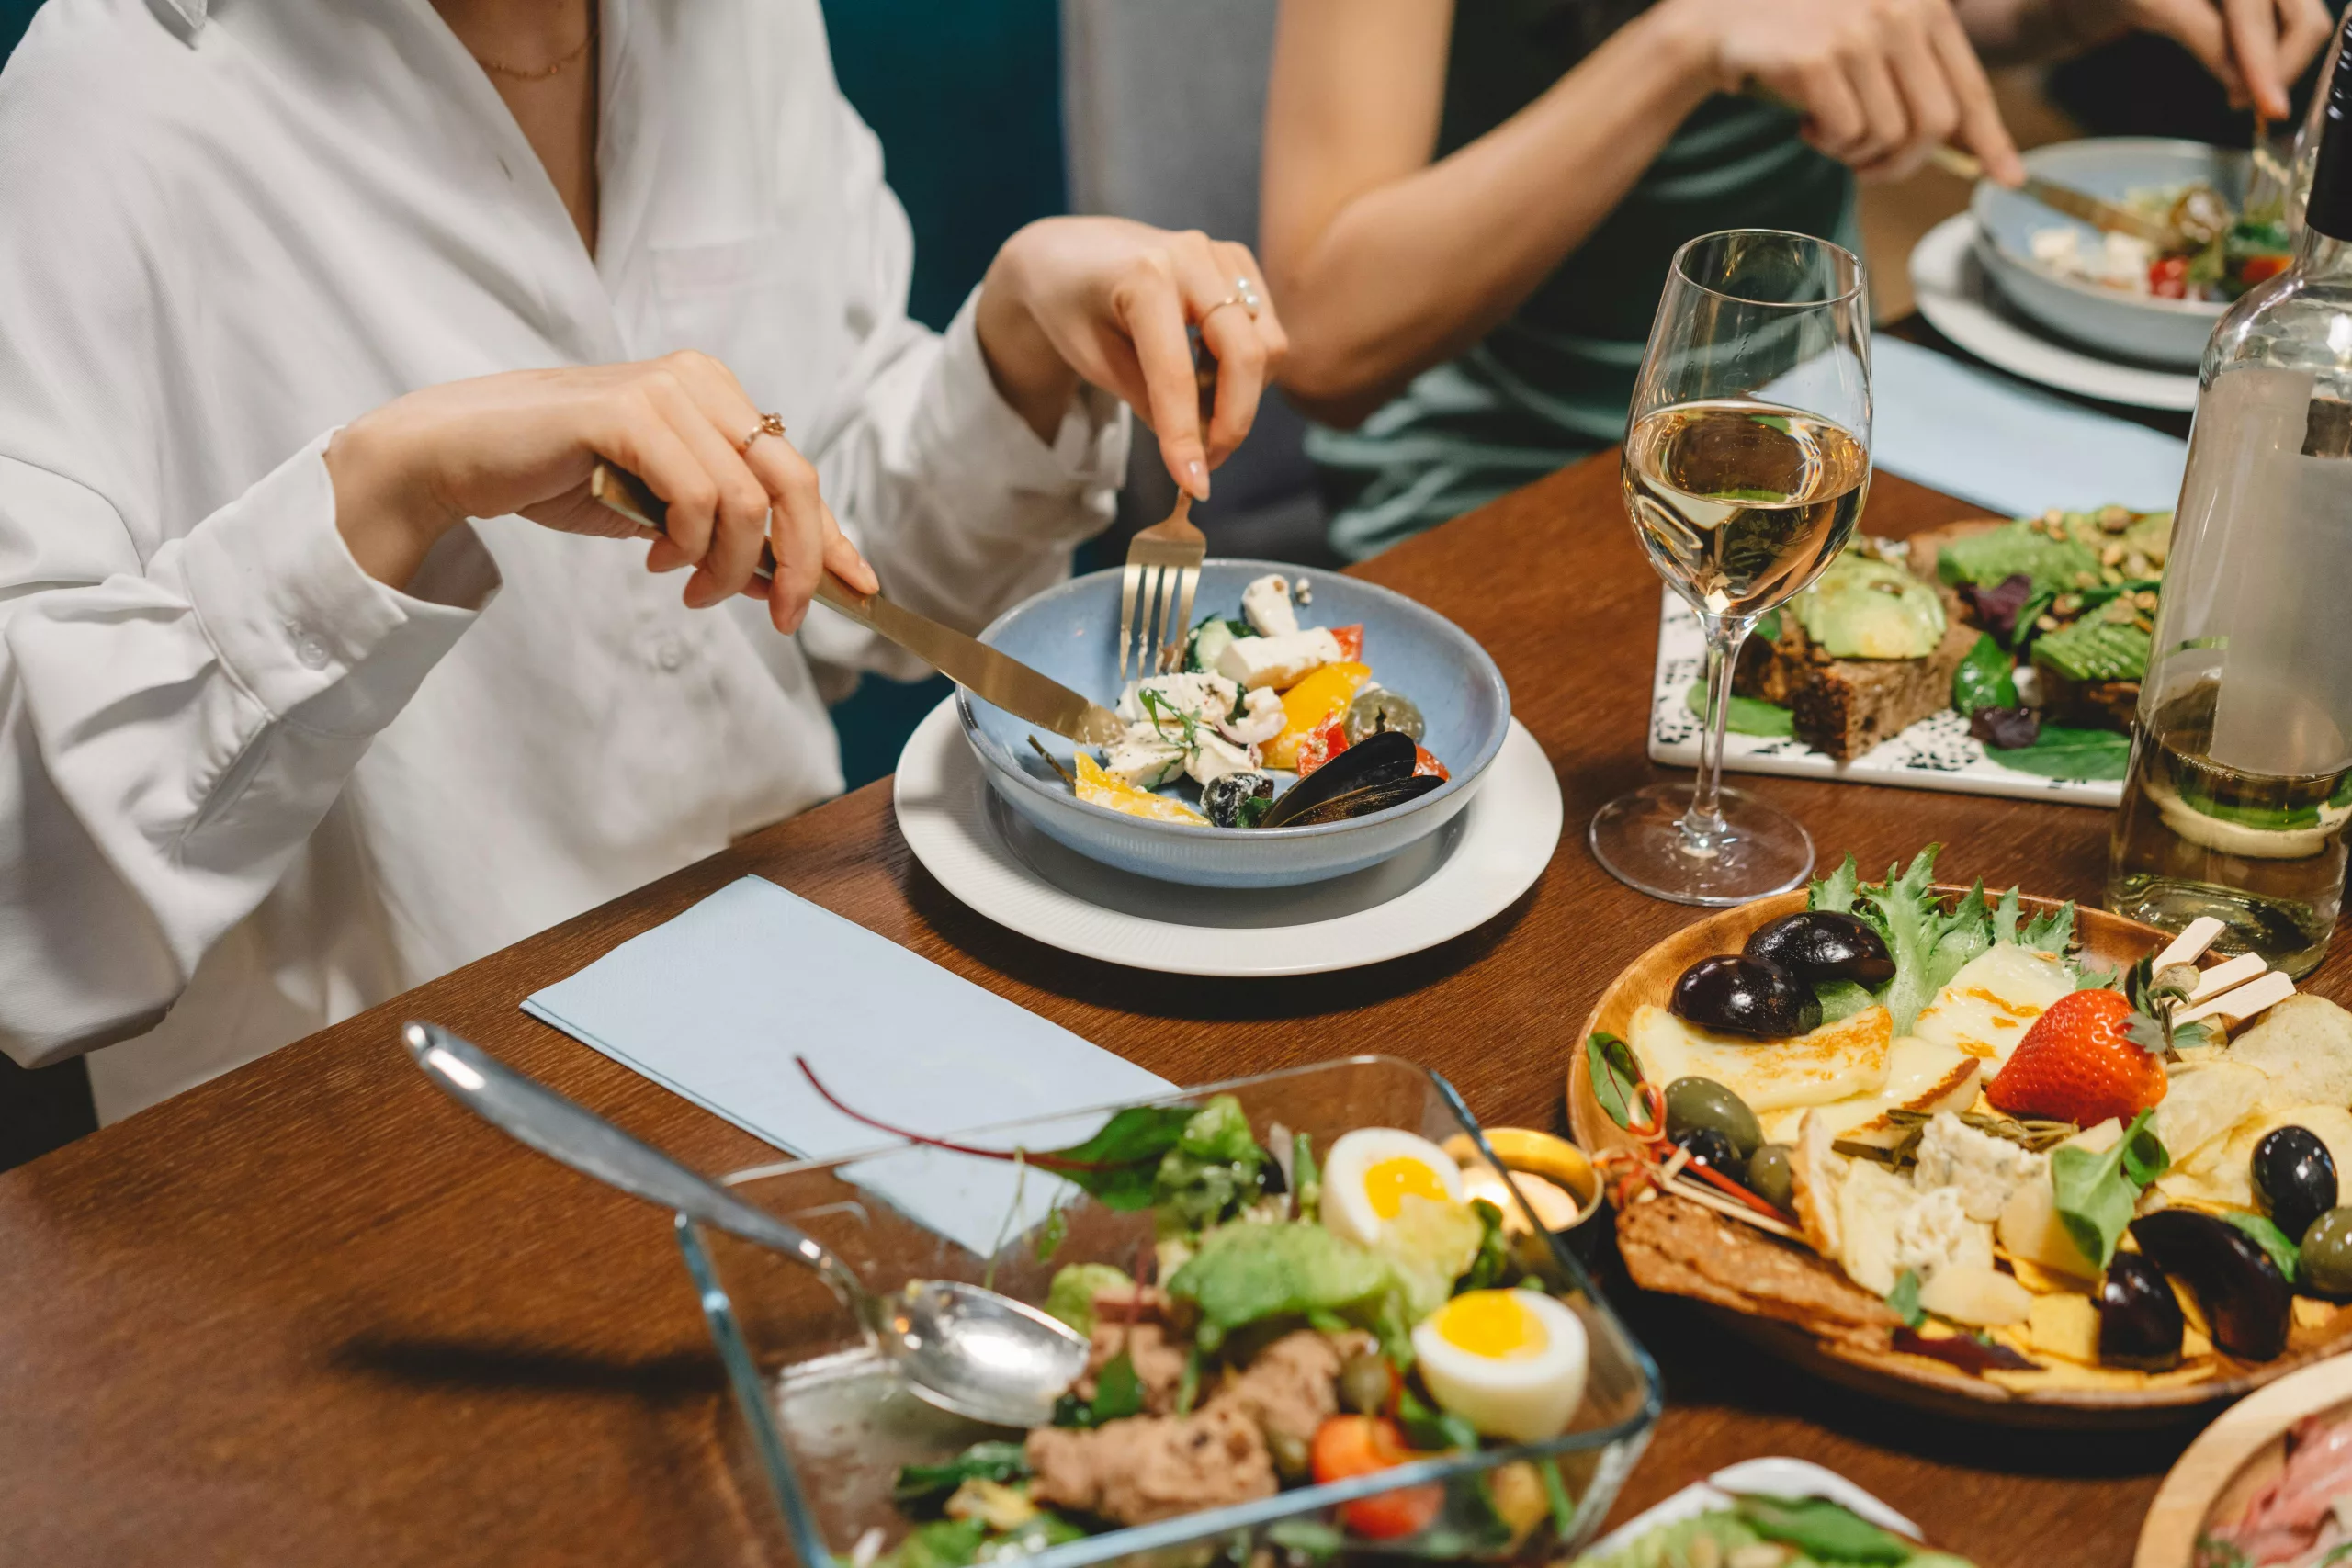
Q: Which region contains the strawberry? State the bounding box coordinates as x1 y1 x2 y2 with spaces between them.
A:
1986 987 2168 1126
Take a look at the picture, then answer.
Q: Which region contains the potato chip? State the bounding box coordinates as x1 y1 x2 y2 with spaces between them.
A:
2229 996 2352 1111
2295 1296 2342 1331
1984 1359 2221 1394
2152 1062 2267 1168
2026 1292 2100 1363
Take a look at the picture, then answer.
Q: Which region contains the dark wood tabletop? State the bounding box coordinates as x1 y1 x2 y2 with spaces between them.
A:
5 452 2341 1568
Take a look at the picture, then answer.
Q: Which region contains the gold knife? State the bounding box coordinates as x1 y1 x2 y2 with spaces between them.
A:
588 462 1127 746
1930 146 2177 248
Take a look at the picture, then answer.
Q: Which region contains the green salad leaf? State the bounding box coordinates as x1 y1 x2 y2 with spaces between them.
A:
1981 725 2132 783
1684 681 1795 739
2052 1110 2170 1269
880 1517 989 1568
1811 853 1860 914
976 1516 1087 1563
1044 1263 1133 1336
1151 1096 1269 1230
1732 1496 1914 1563
2226 1212 2301 1283
1815 979 1876 1023
1886 1269 1926 1328
1040 1104 1200 1210
1951 633 2018 716
1165 1221 1395 1350
1588 1032 1642 1130
1091 1352 1143 1422
1859 845 1949 1035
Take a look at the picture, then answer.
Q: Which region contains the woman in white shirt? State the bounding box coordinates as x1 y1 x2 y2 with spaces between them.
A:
0 0 1287 1121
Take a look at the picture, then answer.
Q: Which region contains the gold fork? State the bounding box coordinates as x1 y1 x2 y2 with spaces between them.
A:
1116 492 1206 682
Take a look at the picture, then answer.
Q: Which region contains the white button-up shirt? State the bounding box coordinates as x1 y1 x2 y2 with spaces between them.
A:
0 0 1126 1121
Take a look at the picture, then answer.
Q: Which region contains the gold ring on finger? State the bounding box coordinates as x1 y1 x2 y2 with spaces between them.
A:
737 411 786 456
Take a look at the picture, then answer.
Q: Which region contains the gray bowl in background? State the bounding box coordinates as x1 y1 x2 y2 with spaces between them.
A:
1972 138 2239 368
958 559 1510 888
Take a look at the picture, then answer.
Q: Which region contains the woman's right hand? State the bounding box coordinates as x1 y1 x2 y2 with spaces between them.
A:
1657 0 2026 184
324 353 877 635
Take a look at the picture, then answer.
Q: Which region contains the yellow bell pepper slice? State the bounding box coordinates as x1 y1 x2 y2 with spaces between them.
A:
1261 661 1371 771
1075 753 1208 825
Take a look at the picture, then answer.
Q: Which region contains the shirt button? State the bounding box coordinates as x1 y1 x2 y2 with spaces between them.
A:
655 638 685 671
287 624 331 671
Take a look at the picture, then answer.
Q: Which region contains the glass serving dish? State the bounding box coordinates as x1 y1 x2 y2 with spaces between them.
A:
675 1055 1662 1567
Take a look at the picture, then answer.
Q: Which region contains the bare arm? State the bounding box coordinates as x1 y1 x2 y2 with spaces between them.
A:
1261 0 1713 427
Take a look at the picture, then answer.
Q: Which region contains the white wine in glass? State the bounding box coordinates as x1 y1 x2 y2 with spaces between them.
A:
1591 231 1871 904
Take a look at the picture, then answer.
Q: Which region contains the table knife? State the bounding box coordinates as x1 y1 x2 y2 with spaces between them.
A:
588 462 1127 747
1929 146 2177 248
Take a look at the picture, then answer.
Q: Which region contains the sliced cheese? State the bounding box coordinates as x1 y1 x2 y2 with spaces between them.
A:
1911 943 2075 1068
1627 1003 1894 1115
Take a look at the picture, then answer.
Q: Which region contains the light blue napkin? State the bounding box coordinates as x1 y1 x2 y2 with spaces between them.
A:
522 874 1170 1255
1869 336 2187 515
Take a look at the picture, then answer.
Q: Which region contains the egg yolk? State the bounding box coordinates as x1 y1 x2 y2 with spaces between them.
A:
1436 1290 1548 1360
1365 1156 1452 1220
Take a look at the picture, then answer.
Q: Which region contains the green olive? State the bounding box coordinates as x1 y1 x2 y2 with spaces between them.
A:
1338 1351 1393 1416
1343 688 1426 744
2300 1207 2352 1298
1267 1430 1312 1480
1747 1144 1796 1212
1664 1077 1764 1160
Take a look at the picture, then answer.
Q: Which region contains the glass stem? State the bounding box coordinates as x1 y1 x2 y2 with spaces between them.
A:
1682 612 1757 854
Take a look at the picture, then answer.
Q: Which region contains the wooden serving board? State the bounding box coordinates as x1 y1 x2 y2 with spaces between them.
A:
1566 887 2352 1427
2135 1355 2352 1567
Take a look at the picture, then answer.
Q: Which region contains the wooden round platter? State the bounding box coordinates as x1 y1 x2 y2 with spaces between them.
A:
2135 1354 2352 1567
1566 886 2352 1427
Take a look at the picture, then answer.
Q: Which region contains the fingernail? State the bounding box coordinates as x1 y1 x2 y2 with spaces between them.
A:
1187 459 1209 501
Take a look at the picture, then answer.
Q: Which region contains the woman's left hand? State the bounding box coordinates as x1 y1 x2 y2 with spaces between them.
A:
975 218 1290 502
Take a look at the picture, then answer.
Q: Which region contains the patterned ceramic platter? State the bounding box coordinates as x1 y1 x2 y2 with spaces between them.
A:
1645 592 2124 807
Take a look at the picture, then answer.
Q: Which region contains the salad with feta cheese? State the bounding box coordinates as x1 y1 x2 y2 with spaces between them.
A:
1054 573 1451 830
2027 180 2291 303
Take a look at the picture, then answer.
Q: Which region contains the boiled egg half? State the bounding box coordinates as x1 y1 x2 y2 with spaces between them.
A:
1409 1288 1589 1443
1320 1128 1465 1249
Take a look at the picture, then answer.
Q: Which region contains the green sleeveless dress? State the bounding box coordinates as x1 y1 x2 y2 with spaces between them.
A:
1310 0 1859 560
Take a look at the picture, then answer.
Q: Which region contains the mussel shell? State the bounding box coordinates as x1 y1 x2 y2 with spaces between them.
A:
1743 911 1896 987
2098 1251 2185 1371
1260 729 1417 828
2131 1208 2291 1361
2254 1125 2338 1245
1669 955 1821 1040
1274 773 1443 827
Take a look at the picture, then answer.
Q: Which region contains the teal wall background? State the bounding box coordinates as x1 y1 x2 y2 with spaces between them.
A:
0 0 1072 794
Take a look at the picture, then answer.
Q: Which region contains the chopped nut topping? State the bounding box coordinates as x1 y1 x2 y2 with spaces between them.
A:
2102 541 2127 566
2037 613 2061 632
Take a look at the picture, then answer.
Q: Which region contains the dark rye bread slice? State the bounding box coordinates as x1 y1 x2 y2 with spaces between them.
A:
1731 525 1989 761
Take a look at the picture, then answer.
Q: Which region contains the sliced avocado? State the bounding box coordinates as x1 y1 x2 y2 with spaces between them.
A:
1938 517 2101 595
2033 618 2151 682
1793 549 1947 660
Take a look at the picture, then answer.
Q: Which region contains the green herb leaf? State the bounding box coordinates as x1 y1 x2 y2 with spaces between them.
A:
1091 1352 1144 1423
2052 1109 2170 1269
1684 681 1795 739
1886 1269 1926 1328
1293 1131 1321 1225
2226 1212 2301 1283
1731 1496 1912 1563
1588 1032 1642 1130
892 1442 1032 1506
1981 724 2132 783
1041 1103 1205 1211
1236 794 1273 829
1952 632 2019 716
1459 1198 1510 1292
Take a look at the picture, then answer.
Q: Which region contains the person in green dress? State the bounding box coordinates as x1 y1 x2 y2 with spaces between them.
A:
1261 0 2333 560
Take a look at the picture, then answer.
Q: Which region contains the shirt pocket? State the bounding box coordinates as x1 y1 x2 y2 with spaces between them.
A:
648 231 847 423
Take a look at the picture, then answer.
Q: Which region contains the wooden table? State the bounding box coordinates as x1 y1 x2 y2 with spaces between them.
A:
5 455 2341 1568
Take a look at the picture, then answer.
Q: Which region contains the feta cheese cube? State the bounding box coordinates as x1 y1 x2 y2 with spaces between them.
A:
1183 729 1257 787
1239 573 1299 637
1101 736 1186 789
1214 628 1344 691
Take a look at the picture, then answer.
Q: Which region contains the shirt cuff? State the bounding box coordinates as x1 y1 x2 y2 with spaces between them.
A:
926 286 1131 516
179 433 501 739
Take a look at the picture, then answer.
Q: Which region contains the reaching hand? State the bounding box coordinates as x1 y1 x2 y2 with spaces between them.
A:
1667 0 2027 183
326 352 876 635
976 217 1291 501
2106 0 2334 119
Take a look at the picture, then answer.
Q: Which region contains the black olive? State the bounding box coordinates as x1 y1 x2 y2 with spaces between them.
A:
1669 955 1821 1039
1672 1126 1740 1173
1203 771 1274 829
1664 1077 1764 1160
2098 1252 2185 1371
1257 1145 1287 1196
2131 1209 2292 1361
1747 1144 1796 1211
2254 1126 2338 1245
1742 911 1896 987
2303 1209 2352 1299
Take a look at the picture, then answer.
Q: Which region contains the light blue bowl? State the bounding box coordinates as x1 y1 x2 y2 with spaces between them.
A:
958 559 1510 888
1973 138 2239 368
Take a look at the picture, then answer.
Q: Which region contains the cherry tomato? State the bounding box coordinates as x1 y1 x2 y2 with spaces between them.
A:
2148 255 2189 299
2238 254 2290 287
1310 1416 1444 1540
1412 745 1449 781
1294 715 1351 777
1330 625 1365 662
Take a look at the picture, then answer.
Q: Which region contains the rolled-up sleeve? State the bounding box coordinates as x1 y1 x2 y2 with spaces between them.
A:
793 97 1128 681
0 437 497 1067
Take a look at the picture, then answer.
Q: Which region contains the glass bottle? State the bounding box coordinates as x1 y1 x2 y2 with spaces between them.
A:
2106 18 2352 979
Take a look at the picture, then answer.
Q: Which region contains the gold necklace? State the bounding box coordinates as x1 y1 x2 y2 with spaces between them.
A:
470 13 595 82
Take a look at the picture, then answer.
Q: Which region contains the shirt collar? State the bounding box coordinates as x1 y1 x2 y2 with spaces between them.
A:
148 0 208 43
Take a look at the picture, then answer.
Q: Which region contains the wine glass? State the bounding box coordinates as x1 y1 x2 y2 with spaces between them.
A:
1589 230 1872 905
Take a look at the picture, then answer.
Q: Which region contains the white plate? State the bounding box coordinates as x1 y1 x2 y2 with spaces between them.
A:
1582 1457 1924 1559
893 697 1561 976
1911 213 2199 413
1645 592 2124 807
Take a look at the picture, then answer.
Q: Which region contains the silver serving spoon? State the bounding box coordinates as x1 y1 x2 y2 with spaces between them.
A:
402 1021 1089 1428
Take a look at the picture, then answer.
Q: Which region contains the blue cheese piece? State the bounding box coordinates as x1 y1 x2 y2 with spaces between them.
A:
1911 1111 2046 1223
1214 628 1344 691
1240 573 1299 637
